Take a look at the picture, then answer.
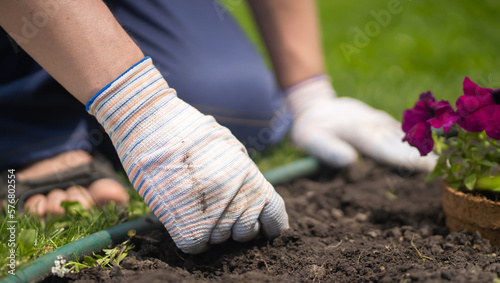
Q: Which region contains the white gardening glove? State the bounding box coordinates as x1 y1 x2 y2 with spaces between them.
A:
87 57 289 254
285 75 437 172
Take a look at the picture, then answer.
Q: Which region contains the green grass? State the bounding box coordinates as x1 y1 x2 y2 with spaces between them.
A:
0 173 150 278
2 0 499 278
230 0 500 118
250 138 306 172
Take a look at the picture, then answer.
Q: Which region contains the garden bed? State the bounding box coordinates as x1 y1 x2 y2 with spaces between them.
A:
49 160 500 282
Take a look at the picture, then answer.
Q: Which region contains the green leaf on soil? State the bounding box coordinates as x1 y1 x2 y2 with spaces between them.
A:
83 256 96 267
385 191 398 201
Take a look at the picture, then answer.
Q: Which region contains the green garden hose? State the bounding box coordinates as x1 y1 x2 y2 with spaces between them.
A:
1 214 163 283
1 157 320 283
262 156 321 185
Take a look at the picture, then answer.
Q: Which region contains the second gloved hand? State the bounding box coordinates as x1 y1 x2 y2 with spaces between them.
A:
87 57 289 254
285 75 436 171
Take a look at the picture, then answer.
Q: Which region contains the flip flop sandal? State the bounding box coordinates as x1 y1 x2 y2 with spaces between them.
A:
0 152 127 213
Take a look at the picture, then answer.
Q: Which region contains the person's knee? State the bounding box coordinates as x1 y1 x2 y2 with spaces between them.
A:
171 68 292 153
237 110 292 155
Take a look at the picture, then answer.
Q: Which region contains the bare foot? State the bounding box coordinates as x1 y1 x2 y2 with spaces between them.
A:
20 150 129 216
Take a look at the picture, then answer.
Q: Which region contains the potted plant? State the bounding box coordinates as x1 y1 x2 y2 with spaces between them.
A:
402 77 500 246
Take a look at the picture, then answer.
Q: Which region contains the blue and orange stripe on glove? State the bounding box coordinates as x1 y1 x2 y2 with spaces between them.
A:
87 57 289 254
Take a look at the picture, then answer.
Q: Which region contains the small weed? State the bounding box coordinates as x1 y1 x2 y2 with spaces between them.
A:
410 237 434 263
63 233 135 274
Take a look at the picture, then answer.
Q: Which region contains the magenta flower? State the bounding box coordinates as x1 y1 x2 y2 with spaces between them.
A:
456 77 500 139
402 91 459 156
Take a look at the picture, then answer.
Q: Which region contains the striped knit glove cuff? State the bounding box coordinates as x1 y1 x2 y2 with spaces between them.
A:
285 74 436 171
87 57 289 254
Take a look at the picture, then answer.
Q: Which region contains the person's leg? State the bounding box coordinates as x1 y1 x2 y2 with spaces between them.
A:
1 0 292 214
0 29 101 168
1 0 291 165
0 29 128 215
108 0 292 155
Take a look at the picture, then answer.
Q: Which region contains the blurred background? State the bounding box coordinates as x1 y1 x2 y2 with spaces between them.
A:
230 0 500 119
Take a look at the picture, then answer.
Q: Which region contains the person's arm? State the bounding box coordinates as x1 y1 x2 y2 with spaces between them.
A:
0 0 143 103
0 0 289 254
247 0 324 89
248 0 437 171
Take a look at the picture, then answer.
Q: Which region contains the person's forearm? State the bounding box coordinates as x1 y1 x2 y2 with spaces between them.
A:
247 0 325 89
0 0 144 103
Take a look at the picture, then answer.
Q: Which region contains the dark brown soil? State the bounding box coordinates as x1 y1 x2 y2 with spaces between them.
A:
50 160 500 282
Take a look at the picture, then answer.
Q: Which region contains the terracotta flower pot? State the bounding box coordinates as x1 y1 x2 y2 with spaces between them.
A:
442 184 500 246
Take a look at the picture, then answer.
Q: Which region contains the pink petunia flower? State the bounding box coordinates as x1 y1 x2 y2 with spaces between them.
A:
456 77 500 139
402 91 459 156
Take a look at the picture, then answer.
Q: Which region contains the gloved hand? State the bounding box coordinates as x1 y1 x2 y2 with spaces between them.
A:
87 57 289 254
285 75 437 172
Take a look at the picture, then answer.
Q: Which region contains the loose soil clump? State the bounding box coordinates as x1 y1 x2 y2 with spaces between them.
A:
50 160 500 282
